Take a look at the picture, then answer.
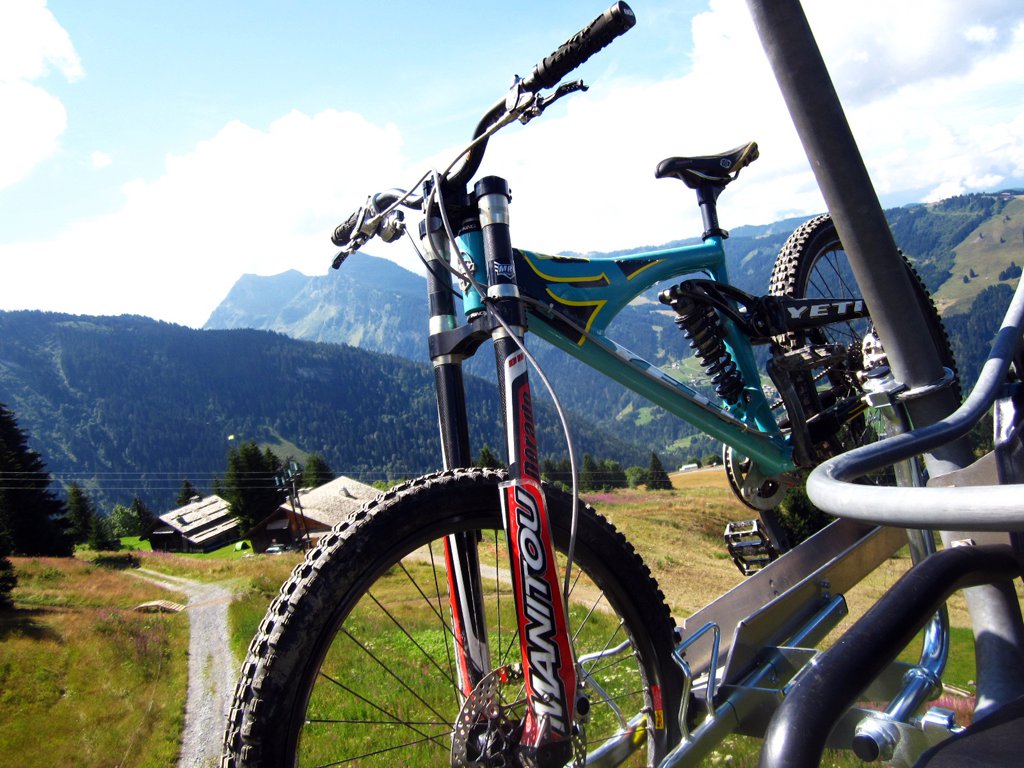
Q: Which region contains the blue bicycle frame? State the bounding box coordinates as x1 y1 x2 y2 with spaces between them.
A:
458 233 797 477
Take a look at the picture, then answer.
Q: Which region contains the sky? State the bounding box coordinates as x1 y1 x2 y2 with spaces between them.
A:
2 0 1023 329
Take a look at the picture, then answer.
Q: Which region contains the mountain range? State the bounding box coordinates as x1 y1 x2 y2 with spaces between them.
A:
0 312 647 513
205 192 1024 445
1 192 1021 514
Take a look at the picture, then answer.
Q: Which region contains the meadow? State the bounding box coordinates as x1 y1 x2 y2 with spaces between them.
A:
0 471 983 766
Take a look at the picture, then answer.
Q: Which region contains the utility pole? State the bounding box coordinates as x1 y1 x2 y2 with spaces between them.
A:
277 461 311 550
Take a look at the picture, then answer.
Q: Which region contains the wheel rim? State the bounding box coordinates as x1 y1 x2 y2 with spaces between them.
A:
781 226 898 479
291 518 663 767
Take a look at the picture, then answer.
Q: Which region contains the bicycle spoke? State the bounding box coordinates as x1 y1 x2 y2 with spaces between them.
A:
311 729 453 767
572 588 609 646
314 670 451 752
588 644 640 678
340 628 452 727
398 560 454 635
427 541 460 702
366 591 456 683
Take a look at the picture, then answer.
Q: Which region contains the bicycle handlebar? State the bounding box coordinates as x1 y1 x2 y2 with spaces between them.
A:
522 2 635 92
331 3 635 264
331 189 410 268
448 1 635 188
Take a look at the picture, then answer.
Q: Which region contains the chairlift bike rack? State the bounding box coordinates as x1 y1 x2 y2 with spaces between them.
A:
742 1 1024 765
759 271 1024 768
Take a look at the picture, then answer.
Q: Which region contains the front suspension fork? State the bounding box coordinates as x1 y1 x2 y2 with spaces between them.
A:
429 176 580 765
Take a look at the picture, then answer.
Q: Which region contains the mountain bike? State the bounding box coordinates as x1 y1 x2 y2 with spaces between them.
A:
223 4 962 766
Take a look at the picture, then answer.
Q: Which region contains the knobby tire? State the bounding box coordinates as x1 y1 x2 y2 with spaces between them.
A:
223 468 682 767
770 213 959 468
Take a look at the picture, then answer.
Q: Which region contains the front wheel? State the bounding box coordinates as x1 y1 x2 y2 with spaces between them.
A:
223 468 683 767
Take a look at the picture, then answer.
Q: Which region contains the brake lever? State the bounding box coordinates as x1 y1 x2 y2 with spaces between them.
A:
505 78 589 126
540 80 589 109
526 80 589 125
332 238 365 269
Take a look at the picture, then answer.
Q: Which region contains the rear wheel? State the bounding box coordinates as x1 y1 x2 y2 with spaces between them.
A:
223 468 683 767
769 214 959 472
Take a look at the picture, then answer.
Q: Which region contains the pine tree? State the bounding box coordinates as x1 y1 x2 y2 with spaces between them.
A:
130 496 157 537
87 513 120 551
176 479 200 506
599 459 628 489
0 491 17 610
219 441 286 532
66 483 96 545
476 445 503 470
541 458 572 488
646 452 673 491
301 453 335 488
0 404 72 556
580 453 602 491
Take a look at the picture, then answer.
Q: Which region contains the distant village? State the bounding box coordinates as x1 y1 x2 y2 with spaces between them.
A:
149 476 378 555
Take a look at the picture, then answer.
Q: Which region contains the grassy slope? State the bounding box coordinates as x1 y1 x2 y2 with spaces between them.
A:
625 471 977 682
934 196 1024 315
132 547 303 663
0 556 188 767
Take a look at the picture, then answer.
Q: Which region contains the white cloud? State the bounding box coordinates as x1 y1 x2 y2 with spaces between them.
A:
966 25 999 44
479 0 1024 254
0 0 82 189
0 110 408 327
0 0 82 82
90 150 112 169
0 79 68 188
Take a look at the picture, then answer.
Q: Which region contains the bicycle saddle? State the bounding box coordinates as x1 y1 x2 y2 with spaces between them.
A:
655 141 759 189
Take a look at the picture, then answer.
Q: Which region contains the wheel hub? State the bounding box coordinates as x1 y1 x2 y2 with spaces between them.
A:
451 666 523 768
451 665 586 768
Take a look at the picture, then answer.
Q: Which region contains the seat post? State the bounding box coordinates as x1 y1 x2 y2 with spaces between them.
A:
696 185 727 240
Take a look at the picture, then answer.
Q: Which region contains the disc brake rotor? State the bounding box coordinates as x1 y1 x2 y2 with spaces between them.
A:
451 665 585 768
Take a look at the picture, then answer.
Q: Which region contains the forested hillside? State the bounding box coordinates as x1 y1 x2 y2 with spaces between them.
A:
206 256 428 360
3 194 1020 514
887 194 1014 293
207 193 1024 453
0 312 643 512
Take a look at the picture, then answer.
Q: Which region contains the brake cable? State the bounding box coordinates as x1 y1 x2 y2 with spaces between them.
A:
415 170 584 612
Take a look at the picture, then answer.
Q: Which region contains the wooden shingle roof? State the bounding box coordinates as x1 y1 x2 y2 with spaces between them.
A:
159 495 238 544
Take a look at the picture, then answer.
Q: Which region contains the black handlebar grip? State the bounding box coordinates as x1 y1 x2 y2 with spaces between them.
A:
524 2 636 91
331 209 361 247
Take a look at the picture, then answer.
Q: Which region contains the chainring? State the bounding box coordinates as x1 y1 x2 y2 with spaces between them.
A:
723 445 788 511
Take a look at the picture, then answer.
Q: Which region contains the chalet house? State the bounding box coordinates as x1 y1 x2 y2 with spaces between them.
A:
149 495 240 553
248 476 378 553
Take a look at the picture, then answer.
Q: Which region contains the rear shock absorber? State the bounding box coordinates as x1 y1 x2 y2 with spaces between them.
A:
661 282 746 405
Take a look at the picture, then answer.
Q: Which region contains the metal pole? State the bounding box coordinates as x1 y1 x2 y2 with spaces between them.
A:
744 0 970 476
745 0 1024 732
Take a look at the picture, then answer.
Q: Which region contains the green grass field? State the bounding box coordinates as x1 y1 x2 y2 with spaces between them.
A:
0 482 993 766
934 197 1024 315
0 556 188 767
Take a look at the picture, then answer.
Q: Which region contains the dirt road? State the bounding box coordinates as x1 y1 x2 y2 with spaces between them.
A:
134 568 237 768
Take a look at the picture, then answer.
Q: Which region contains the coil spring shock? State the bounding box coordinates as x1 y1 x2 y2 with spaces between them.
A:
661 284 746 405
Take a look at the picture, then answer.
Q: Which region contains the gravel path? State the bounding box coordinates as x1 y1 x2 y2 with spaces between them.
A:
134 568 237 768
